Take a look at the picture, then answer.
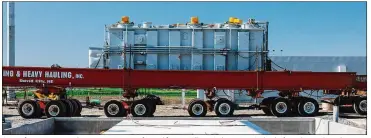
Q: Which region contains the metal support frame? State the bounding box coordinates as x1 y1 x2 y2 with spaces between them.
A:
7 2 16 101
181 89 186 108
333 96 340 122
3 66 360 91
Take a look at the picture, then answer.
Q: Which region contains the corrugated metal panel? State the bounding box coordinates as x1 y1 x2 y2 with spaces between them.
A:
102 23 266 71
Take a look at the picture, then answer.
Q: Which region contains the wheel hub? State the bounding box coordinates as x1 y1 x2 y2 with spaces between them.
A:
48 105 60 116
359 100 367 112
275 102 287 114
22 103 34 116
303 102 315 114
107 104 119 115
219 103 231 115
134 104 146 116
192 104 203 115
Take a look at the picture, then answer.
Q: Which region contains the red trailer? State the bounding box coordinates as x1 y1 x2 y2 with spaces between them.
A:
2 66 367 118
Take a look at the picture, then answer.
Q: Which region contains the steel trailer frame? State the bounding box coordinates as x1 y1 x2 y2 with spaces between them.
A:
2 66 367 118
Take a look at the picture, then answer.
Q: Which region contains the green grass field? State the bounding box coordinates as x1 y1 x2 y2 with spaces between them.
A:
15 88 198 98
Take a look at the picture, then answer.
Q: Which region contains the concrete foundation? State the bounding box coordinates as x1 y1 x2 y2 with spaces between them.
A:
3 118 54 135
103 120 270 134
314 118 367 134
248 118 315 134
2 117 366 135
2 121 12 130
54 118 123 134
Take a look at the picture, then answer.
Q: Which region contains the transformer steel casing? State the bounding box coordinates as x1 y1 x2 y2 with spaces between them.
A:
90 22 267 71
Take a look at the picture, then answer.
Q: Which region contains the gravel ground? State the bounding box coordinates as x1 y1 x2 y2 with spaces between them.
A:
2 104 366 130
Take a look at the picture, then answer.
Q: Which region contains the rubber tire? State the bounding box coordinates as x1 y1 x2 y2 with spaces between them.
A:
214 98 234 117
71 99 82 116
130 100 152 117
45 100 67 118
260 97 276 116
262 107 271 115
33 101 44 118
290 97 301 116
353 97 367 115
150 104 156 116
270 97 292 117
104 100 127 117
61 99 74 117
17 100 42 119
187 99 207 117
297 97 319 117
69 99 80 116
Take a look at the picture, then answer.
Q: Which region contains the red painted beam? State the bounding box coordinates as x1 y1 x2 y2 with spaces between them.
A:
123 70 357 90
2 66 124 88
2 66 359 91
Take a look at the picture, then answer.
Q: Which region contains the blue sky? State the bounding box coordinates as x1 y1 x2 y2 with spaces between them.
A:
2 1 366 67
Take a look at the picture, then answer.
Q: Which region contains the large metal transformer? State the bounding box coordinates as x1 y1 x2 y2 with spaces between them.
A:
89 17 269 72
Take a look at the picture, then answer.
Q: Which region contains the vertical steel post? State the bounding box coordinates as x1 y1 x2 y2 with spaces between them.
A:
7 2 16 101
264 22 269 70
333 97 340 122
182 89 186 108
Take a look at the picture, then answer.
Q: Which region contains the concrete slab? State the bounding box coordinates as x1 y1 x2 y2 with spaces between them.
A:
3 118 54 135
314 118 366 134
347 119 367 127
2 121 11 130
103 120 270 135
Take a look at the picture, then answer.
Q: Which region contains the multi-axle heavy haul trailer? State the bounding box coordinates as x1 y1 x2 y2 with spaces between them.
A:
2 66 367 118
2 16 367 118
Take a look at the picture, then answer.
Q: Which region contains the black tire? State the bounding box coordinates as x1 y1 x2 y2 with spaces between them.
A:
150 104 156 116
214 98 235 117
17 100 42 119
290 97 301 116
104 100 127 117
260 97 276 116
187 99 207 117
45 100 67 117
297 97 319 117
261 107 271 115
34 101 44 118
270 97 292 117
353 97 367 115
61 99 74 117
69 99 80 116
71 99 82 116
130 100 152 117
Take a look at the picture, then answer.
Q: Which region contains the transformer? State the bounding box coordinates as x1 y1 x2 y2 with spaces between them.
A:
89 16 269 72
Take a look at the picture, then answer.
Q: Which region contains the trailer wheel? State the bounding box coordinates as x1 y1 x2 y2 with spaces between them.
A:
104 100 127 117
290 97 302 116
188 99 207 117
18 100 41 119
45 100 67 117
150 104 156 116
214 99 234 117
36 101 46 117
130 100 152 117
71 99 82 116
270 97 292 117
69 99 80 116
61 99 74 117
353 97 367 115
260 97 276 115
297 97 319 117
